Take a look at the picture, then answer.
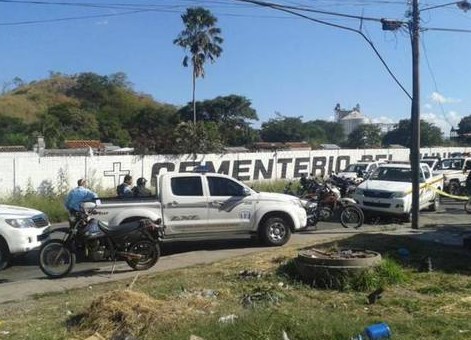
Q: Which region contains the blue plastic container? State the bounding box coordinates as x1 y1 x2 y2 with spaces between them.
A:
364 322 391 339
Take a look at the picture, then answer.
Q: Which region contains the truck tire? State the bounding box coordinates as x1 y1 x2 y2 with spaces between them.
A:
429 195 440 212
449 181 461 196
402 213 412 223
258 216 291 247
0 238 10 271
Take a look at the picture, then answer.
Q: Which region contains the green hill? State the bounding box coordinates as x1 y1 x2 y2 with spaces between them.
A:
0 72 178 149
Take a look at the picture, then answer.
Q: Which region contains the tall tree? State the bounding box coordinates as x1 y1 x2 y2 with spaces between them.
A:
177 95 258 146
174 7 223 124
130 105 180 154
383 119 443 147
347 124 382 148
0 115 31 146
260 115 305 143
174 121 223 155
311 120 345 144
457 115 471 143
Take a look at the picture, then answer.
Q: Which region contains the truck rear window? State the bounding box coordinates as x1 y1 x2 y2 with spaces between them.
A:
370 167 413 182
171 177 203 196
207 176 244 196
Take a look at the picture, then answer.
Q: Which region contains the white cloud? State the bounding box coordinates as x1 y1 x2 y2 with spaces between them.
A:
430 92 461 104
95 20 109 25
371 116 395 124
421 110 462 136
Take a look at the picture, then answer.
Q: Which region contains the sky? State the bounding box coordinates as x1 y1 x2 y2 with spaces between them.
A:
1 0 470 137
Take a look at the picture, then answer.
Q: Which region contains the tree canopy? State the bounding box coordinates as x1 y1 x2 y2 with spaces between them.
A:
178 95 259 146
382 119 443 147
0 71 453 154
260 115 345 147
347 124 382 148
457 115 471 142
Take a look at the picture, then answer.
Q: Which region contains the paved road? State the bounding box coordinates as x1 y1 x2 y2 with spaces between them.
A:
0 198 468 303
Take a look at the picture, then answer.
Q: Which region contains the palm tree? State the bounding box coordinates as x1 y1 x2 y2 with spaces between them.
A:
174 7 223 124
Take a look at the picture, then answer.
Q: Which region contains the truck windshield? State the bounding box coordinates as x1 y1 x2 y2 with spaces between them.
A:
370 167 415 182
439 158 463 170
421 160 436 169
344 164 367 172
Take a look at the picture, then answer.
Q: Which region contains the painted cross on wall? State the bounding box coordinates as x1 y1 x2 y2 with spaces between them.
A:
104 162 130 188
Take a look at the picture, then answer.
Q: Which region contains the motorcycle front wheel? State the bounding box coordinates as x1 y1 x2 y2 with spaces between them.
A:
39 240 76 279
126 240 160 271
340 205 364 229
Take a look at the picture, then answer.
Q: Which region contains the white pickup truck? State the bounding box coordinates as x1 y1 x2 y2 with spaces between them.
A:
337 161 383 181
93 172 307 246
0 204 50 270
352 163 443 221
433 157 471 195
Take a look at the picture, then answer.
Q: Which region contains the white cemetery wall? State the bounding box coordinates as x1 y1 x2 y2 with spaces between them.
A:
0 147 465 197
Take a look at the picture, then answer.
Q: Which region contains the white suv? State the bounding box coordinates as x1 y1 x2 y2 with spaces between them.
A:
0 204 50 270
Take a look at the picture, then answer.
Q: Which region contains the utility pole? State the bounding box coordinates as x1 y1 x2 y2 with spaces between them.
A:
410 0 420 230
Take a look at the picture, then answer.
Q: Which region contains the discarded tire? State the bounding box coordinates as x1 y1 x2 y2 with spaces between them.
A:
295 248 382 289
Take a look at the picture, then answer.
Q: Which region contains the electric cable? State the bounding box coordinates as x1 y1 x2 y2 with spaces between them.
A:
420 34 455 129
0 9 148 25
234 0 412 99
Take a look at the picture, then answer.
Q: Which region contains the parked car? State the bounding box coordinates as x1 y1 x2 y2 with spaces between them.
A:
337 161 383 181
93 171 308 247
353 162 443 222
0 204 50 270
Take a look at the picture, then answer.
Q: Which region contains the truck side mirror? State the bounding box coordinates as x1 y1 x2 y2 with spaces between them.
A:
242 187 251 196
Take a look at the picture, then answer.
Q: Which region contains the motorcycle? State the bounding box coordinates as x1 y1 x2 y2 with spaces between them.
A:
302 182 364 229
38 202 164 279
328 174 358 198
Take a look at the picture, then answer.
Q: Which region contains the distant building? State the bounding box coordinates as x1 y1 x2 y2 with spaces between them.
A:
375 122 396 134
32 137 134 156
319 144 340 150
0 145 27 152
253 141 311 151
334 103 371 136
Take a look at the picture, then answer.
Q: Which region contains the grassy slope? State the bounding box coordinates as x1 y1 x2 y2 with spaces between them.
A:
0 234 470 340
0 77 78 122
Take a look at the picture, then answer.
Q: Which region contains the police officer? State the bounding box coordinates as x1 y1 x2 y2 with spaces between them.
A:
133 177 152 197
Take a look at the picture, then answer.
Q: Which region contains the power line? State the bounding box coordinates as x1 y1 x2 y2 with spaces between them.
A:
235 0 385 22
423 26 471 32
0 9 148 25
234 0 412 99
420 35 454 129
420 1 458 12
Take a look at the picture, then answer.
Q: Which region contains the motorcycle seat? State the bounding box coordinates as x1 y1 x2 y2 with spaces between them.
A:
99 219 144 236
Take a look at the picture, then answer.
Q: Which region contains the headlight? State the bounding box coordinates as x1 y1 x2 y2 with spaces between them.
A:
391 191 407 198
5 218 36 228
355 188 365 196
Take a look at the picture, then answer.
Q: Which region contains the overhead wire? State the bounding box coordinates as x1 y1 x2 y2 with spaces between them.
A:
0 9 149 25
0 0 468 100
234 0 412 99
420 34 455 130
423 26 471 32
